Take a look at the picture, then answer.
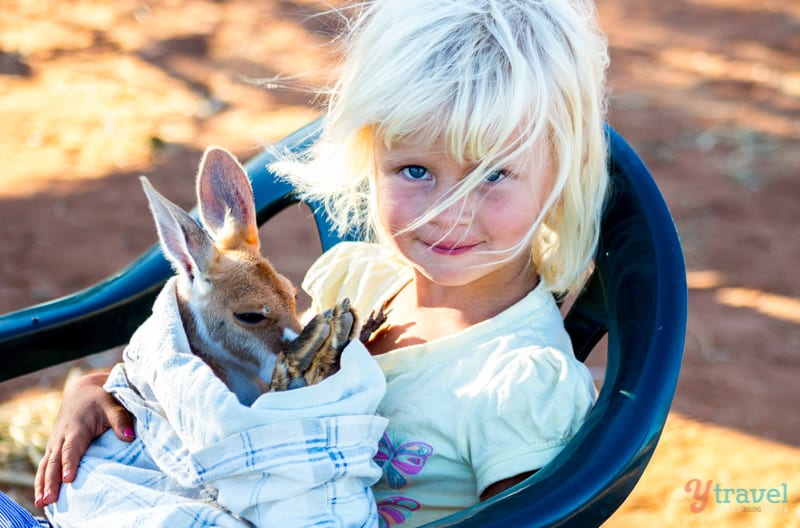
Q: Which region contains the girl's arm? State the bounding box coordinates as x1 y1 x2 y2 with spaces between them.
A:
480 471 535 501
33 370 135 508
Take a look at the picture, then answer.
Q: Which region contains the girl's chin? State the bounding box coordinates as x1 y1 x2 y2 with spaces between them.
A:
410 265 489 289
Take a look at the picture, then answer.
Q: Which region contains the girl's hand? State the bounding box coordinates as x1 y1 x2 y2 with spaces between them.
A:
33 371 135 508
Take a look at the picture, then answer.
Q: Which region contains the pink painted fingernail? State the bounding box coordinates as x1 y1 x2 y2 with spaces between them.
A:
123 428 135 438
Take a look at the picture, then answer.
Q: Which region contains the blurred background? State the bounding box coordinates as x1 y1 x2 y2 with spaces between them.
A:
1 0 798 525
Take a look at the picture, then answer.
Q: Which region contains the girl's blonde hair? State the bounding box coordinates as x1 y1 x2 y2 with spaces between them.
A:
274 0 609 293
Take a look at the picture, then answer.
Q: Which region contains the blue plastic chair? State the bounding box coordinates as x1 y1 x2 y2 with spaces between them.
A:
0 120 686 527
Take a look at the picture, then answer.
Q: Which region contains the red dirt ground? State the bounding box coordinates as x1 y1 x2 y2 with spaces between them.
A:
1 0 798 525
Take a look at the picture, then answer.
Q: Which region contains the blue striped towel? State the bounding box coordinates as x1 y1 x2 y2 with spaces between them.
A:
46 278 388 527
0 491 45 528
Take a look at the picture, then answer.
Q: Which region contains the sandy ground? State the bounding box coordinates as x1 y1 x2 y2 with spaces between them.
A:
1 0 799 525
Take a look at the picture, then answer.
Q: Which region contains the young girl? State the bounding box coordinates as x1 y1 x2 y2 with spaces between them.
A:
34 0 609 525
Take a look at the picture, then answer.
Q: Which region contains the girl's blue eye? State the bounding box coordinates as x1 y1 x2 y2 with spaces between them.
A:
402 166 428 180
485 170 506 183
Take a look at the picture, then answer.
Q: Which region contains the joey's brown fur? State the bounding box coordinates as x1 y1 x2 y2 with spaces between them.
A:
142 146 373 405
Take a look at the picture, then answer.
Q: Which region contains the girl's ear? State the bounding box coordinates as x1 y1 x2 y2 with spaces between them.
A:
196 146 260 251
140 176 215 282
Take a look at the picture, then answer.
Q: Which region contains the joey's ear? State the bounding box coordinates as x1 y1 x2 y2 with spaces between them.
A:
196 146 259 251
141 176 215 282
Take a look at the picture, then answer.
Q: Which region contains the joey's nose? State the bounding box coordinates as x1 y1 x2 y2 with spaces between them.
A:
281 315 302 336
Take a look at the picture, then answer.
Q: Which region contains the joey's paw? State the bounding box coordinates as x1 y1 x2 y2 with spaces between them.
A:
271 313 332 391
359 303 389 344
299 298 356 386
284 312 332 369
328 298 356 352
271 299 356 390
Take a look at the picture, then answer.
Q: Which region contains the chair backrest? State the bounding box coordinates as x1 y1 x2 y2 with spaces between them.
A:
0 120 686 527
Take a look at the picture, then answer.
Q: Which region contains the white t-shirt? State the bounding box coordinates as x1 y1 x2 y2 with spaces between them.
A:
303 242 597 527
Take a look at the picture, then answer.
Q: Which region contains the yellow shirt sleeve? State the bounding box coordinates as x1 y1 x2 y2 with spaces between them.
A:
465 345 596 495
301 241 412 319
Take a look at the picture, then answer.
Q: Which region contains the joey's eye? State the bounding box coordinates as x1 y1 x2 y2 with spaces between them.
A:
234 312 268 325
401 166 429 180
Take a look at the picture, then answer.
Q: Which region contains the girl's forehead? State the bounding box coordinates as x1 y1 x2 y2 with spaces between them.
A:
376 125 547 169
378 128 494 161
376 136 485 171
378 133 448 156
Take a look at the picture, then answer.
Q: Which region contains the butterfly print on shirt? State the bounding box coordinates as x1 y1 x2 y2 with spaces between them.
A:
377 496 421 528
374 433 434 489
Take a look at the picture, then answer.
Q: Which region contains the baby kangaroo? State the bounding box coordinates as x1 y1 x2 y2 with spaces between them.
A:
141 146 376 405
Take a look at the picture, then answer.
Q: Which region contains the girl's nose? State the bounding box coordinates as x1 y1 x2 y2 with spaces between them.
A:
429 187 476 228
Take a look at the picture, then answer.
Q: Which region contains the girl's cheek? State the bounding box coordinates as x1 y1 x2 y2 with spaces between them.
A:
483 186 543 234
375 183 418 233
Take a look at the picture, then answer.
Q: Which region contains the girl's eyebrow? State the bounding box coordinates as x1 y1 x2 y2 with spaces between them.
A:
379 149 415 162
378 148 431 165
379 143 454 164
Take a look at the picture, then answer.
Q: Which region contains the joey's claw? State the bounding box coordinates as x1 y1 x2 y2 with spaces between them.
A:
359 303 389 343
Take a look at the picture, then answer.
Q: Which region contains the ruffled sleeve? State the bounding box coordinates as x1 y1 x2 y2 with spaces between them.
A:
302 241 411 319
462 345 596 495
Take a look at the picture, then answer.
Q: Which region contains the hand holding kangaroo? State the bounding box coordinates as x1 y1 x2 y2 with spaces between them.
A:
141 146 385 405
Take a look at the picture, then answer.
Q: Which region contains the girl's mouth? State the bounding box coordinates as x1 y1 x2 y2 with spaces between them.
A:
424 240 482 255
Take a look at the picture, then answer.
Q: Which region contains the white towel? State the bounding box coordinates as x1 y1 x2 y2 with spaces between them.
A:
47 278 388 528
